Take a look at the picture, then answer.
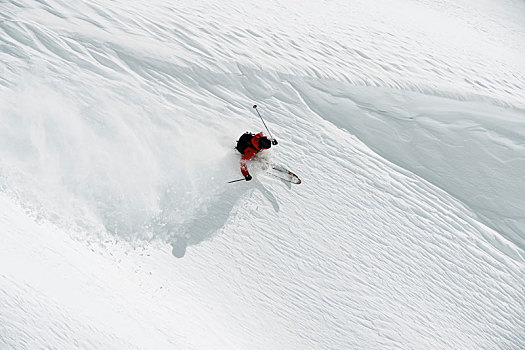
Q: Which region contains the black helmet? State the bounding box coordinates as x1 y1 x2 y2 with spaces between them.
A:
259 136 272 149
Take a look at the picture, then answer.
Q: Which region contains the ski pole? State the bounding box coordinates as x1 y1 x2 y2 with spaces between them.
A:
228 178 246 183
253 104 275 141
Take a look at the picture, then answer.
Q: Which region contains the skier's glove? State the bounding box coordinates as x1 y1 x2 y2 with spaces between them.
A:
272 139 278 145
245 174 252 181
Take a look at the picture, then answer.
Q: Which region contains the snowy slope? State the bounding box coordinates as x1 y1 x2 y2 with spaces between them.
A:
1 0 524 349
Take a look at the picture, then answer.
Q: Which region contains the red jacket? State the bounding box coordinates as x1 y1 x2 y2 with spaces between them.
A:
240 132 265 177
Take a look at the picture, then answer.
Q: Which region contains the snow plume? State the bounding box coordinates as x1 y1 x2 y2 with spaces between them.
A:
0 66 241 251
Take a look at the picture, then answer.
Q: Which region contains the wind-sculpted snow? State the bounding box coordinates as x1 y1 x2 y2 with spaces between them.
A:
1 0 524 349
290 78 525 251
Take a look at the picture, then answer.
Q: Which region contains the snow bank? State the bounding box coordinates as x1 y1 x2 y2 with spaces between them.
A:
289 77 525 250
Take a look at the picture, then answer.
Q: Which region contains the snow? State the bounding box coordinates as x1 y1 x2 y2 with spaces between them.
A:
1 0 524 349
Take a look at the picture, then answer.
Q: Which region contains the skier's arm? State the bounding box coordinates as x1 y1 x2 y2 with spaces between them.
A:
240 148 257 178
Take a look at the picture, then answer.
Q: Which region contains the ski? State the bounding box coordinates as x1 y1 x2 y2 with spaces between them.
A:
266 165 301 184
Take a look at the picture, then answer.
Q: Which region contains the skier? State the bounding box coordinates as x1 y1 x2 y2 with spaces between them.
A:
236 132 278 181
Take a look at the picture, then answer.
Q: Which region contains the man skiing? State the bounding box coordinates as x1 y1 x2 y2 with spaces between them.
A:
236 132 277 181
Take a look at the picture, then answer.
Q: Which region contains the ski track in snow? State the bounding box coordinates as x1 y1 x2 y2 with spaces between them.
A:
0 0 524 349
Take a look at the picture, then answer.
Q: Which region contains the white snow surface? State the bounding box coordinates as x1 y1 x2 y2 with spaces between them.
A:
1 0 524 349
